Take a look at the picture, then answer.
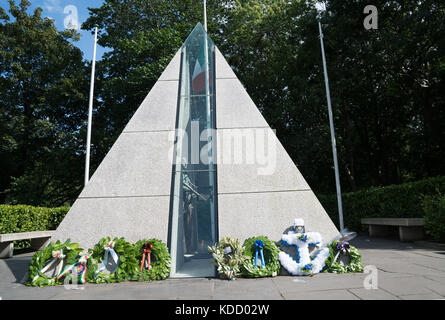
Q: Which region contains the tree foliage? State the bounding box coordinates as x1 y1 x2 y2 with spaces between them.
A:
0 0 88 206
83 0 445 197
217 0 445 192
0 0 444 206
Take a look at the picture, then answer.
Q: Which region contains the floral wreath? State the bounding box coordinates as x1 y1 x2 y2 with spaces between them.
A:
208 237 247 280
27 239 83 287
279 232 330 276
241 236 280 278
133 238 171 282
87 237 138 283
323 240 364 274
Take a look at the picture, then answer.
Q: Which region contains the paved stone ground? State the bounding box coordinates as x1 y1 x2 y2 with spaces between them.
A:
1 235 445 300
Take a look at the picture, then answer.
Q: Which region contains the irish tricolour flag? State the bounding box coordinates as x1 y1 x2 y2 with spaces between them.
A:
192 44 212 93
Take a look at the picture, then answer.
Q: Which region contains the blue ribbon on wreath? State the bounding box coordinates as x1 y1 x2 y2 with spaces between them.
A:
302 264 313 272
297 234 308 243
254 240 265 269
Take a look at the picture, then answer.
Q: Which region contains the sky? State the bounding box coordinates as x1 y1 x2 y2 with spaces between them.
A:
3 0 326 62
3 0 108 61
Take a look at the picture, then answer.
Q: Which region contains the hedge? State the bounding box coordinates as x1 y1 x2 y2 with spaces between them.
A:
2 176 445 244
0 205 69 248
423 193 445 241
318 176 445 232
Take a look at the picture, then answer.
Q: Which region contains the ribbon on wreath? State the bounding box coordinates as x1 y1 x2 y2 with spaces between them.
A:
254 240 265 268
332 241 351 265
94 241 119 278
32 250 66 284
297 234 308 243
140 242 153 271
300 263 313 273
337 241 351 254
57 249 92 284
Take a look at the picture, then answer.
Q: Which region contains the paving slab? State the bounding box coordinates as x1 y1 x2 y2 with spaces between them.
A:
271 274 365 294
281 289 359 300
423 275 445 284
377 276 440 296
399 291 444 300
213 278 282 300
348 288 400 300
52 283 214 300
1 236 445 300
371 270 417 280
424 281 445 296
374 261 445 277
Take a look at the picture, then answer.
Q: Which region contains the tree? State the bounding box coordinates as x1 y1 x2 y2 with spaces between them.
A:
2 0 442 207
82 0 445 195
317 0 445 189
216 0 445 192
0 0 89 206
81 0 233 172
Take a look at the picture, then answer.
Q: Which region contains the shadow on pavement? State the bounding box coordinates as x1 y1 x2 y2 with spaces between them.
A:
4 252 33 284
351 234 445 255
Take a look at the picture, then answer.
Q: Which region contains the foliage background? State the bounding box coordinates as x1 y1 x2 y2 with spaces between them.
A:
423 192 445 241
319 176 445 231
0 204 69 248
0 0 444 225
0 205 69 233
3 175 444 243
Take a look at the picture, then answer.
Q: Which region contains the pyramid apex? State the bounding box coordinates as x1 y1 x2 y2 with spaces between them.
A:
183 22 213 48
190 22 207 35
195 22 204 29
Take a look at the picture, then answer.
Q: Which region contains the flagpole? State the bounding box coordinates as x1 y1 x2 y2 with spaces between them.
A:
85 26 98 186
203 0 207 31
318 21 345 232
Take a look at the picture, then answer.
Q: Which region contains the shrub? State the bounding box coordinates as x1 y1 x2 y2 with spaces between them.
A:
423 193 445 241
0 205 69 233
0 205 69 248
318 176 445 231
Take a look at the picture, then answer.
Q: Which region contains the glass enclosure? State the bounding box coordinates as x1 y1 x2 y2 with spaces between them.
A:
169 23 217 277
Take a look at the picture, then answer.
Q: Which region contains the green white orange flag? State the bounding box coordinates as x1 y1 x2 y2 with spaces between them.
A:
192 43 212 93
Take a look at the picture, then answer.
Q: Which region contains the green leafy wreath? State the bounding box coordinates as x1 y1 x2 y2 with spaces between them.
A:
208 237 247 280
133 239 171 281
323 240 364 274
241 236 281 278
87 237 139 283
26 239 83 287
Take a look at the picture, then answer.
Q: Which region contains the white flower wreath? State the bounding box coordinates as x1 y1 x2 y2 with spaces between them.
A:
278 223 330 276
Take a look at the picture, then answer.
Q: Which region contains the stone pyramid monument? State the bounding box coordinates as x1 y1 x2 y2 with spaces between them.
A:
53 23 339 277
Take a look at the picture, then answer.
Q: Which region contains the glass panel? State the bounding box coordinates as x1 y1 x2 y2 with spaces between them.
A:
169 23 217 278
170 170 217 277
174 96 216 172
179 25 215 98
